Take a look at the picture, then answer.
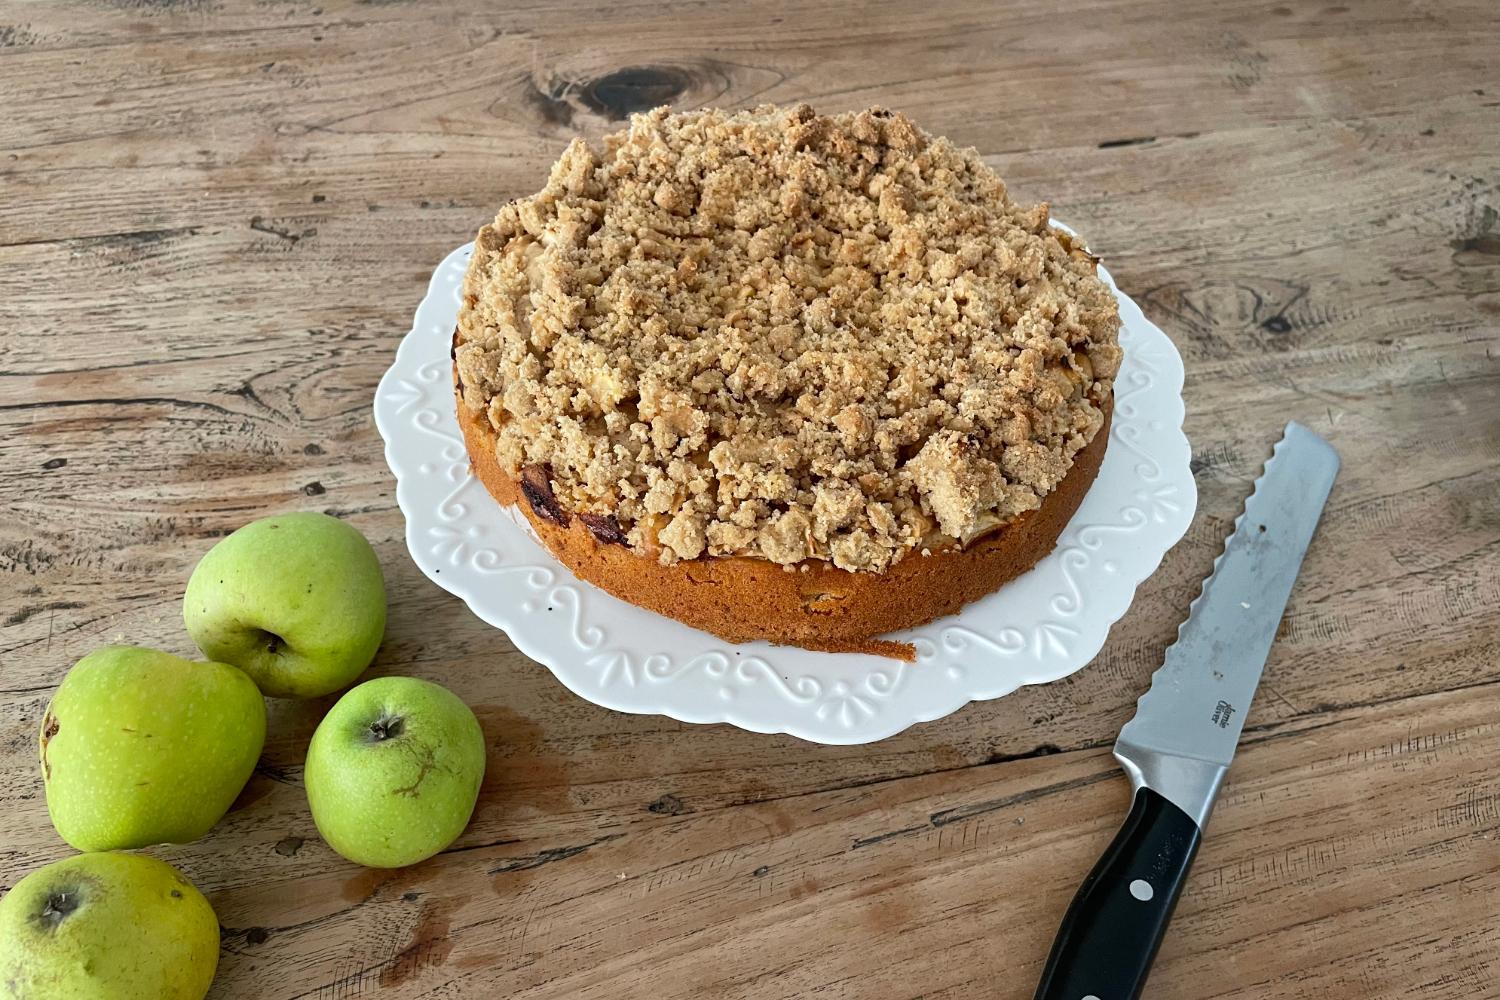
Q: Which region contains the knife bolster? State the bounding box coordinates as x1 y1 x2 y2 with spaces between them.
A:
1114 738 1228 829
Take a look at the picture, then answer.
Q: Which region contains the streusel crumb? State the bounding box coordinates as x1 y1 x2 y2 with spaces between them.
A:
456 104 1120 572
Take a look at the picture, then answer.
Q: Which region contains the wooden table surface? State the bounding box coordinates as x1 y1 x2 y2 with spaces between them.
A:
3 1 1498 997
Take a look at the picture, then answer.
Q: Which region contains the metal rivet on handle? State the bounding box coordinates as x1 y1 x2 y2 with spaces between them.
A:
1129 879 1155 901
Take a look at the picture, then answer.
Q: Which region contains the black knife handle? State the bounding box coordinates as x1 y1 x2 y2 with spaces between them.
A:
1034 787 1202 1000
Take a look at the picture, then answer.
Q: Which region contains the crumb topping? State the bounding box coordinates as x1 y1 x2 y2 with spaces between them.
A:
456 104 1120 572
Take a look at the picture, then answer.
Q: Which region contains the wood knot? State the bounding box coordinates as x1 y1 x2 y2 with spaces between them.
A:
523 61 744 128
647 793 689 816
577 66 694 120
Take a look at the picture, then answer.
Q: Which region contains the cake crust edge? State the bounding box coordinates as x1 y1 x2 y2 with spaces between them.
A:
453 372 1111 661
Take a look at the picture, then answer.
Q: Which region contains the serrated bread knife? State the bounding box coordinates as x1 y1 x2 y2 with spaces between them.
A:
1035 422 1340 1000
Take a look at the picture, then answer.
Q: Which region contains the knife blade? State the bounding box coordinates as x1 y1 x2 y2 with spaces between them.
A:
1035 422 1340 1000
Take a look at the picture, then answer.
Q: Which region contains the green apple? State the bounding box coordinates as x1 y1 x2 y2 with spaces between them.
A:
305 677 486 868
41 646 266 852
0 852 219 999
184 511 386 698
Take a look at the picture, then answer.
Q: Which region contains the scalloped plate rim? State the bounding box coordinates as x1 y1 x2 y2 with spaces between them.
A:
374 236 1195 744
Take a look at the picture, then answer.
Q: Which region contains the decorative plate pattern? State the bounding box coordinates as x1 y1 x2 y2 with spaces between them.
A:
374 237 1195 744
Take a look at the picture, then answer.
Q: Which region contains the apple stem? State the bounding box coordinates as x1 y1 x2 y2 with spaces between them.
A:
367 715 405 742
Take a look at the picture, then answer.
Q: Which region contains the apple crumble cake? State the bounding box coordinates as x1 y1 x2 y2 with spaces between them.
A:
454 104 1120 657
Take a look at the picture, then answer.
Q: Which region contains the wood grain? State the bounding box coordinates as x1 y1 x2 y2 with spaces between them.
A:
1 0 1497 997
